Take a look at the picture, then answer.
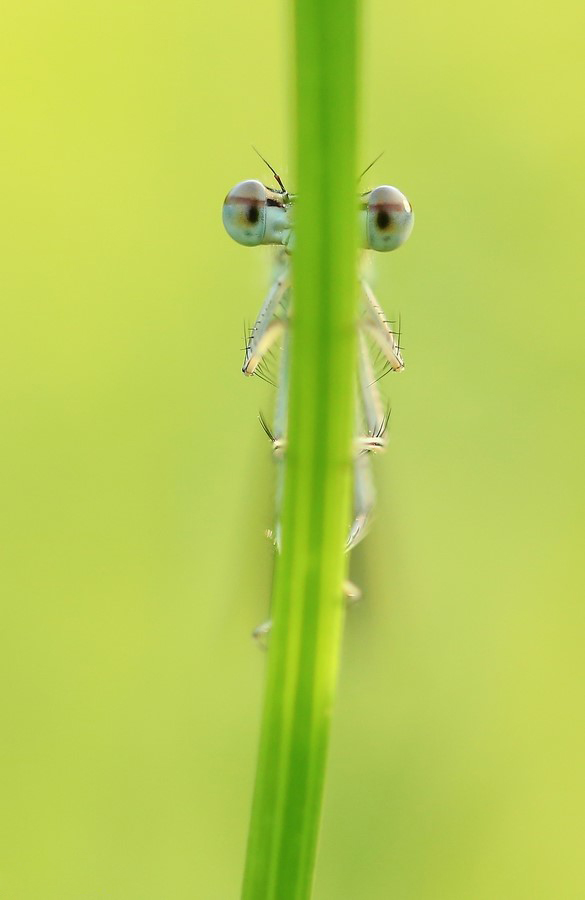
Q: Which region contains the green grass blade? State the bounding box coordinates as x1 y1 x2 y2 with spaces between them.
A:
241 0 360 897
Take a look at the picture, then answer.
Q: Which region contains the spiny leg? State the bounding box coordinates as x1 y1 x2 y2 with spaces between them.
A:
253 276 402 636
355 331 390 454
243 272 290 376
347 429 377 551
360 276 404 374
253 323 360 638
252 325 289 639
346 327 393 550
272 323 289 550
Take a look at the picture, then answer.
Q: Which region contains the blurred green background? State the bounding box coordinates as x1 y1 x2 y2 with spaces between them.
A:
1 0 584 897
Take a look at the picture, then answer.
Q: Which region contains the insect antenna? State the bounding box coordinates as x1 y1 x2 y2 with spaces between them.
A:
357 151 384 185
252 146 287 194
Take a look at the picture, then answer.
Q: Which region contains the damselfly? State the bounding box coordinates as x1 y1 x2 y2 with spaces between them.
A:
222 157 413 626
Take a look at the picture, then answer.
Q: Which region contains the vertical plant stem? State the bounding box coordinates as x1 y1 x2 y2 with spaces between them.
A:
241 0 360 897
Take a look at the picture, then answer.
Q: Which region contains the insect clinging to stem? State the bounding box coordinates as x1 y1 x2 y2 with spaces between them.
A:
222 151 414 629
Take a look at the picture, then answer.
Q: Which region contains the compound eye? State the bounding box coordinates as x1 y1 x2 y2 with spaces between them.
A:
222 180 268 246
365 185 414 252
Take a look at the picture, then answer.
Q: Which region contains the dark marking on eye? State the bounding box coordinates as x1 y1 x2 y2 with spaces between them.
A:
247 205 260 224
376 209 391 230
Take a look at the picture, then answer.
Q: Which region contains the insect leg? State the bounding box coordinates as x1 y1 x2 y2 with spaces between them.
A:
355 331 390 454
272 322 290 549
243 274 290 376
347 331 390 548
251 321 290 640
347 449 376 551
360 277 404 373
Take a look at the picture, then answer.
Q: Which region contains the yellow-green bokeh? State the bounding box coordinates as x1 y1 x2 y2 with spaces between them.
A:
1 1 583 897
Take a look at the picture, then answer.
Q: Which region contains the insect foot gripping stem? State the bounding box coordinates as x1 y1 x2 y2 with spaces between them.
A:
251 580 362 646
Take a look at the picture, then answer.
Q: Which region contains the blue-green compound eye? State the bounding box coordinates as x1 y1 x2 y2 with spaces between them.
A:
222 180 268 246
364 185 414 252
